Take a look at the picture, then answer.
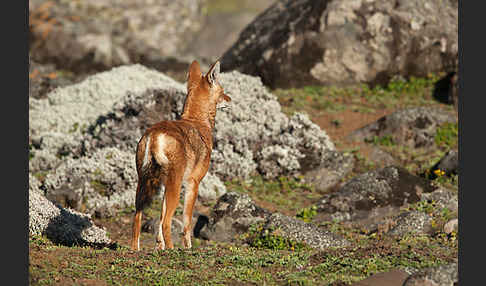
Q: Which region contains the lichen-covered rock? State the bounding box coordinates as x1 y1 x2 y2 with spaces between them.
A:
29 0 207 72
387 211 434 236
29 64 180 138
347 107 457 148
198 172 227 202
29 65 225 213
43 148 137 217
29 174 111 247
213 72 342 180
221 0 458 88
403 262 458 286
420 188 458 214
314 166 437 227
264 213 350 250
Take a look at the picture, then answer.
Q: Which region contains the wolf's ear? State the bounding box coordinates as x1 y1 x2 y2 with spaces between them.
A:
187 60 202 92
205 60 220 86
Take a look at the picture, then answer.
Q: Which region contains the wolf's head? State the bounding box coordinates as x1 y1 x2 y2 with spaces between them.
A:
186 60 231 106
182 60 231 127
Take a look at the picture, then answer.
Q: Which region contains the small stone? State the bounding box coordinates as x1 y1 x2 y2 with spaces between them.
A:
443 218 458 234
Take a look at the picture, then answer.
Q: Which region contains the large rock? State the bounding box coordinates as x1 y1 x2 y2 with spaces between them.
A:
221 0 458 88
29 0 207 72
29 174 111 247
347 107 457 148
314 166 437 228
198 192 349 249
264 213 350 250
386 211 434 236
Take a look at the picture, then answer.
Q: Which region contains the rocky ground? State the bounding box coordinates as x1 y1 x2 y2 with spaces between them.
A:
29 0 458 285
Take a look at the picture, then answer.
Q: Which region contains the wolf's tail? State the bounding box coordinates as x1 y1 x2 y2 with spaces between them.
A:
135 135 163 211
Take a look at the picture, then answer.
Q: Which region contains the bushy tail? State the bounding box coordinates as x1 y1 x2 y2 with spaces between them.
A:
135 135 163 211
135 166 163 211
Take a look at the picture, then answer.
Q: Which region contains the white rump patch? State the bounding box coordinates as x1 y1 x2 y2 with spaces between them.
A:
142 136 151 168
154 133 170 165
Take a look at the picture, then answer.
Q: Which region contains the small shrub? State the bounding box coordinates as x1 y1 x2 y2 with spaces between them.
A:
296 205 317 223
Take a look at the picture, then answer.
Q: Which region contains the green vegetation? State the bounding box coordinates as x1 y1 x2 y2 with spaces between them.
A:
435 122 458 149
296 205 318 223
274 73 446 117
30 218 457 285
225 175 321 215
366 135 395 147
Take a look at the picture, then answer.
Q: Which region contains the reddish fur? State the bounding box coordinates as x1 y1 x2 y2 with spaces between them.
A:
131 60 230 251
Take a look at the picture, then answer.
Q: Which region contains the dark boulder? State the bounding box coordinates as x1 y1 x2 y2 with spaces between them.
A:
221 0 458 88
